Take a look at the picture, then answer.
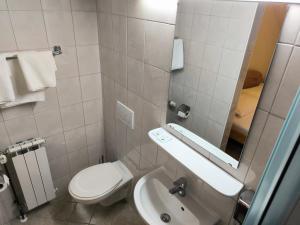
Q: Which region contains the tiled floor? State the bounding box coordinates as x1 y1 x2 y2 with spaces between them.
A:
6 196 147 225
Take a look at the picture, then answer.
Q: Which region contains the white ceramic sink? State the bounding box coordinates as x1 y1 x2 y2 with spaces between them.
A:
134 168 219 225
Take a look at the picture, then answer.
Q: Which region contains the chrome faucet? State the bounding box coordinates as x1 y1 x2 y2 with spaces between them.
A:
169 177 187 197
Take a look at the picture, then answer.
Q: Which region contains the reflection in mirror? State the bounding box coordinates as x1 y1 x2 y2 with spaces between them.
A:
167 1 287 166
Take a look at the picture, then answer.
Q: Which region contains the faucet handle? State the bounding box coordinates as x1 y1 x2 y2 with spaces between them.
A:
174 177 187 187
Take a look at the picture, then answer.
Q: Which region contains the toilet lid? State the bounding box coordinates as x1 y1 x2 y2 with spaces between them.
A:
69 163 123 199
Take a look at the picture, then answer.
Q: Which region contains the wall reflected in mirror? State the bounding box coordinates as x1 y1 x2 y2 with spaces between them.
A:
167 0 287 163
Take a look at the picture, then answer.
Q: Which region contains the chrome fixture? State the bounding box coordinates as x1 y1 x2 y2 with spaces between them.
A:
169 177 187 197
5 45 62 60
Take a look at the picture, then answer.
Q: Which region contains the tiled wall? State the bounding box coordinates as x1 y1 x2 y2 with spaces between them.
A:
0 0 104 223
97 0 177 176
100 1 300 225
168 0 258 148
0 0 299 225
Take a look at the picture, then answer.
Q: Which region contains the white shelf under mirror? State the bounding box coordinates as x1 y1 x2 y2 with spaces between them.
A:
149 127 244 197
167 123 240 169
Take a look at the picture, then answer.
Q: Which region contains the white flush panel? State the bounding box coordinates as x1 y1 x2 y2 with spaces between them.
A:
116 101 135 129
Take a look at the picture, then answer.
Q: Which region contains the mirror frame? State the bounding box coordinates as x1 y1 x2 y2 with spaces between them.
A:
166 1 288 168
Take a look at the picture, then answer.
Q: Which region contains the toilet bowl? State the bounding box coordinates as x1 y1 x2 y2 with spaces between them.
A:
68 160 133 206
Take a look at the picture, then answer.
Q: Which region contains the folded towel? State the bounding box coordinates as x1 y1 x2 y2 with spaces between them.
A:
0 57 45 108
17 51 57 91
0 55 16 105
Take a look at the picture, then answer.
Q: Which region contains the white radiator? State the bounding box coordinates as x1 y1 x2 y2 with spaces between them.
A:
5 138 56 211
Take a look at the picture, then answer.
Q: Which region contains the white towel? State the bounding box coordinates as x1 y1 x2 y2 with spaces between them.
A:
17 51 57 91
0 55 15 105
0 55 45 108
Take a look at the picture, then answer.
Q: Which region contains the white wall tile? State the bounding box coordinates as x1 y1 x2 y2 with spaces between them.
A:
127 56 144 95
245 115 284 189
0 12 17 51
73 12 98 45
225 18 253 52
57 77 82 106
143 64 168 107
230 1 258 20
112 15 127 53
1 104 33 120
45 133 67 161
0 122 10 149
55 46 79 79
295 31 300 46
61 103 85 131
194 0 212 15
64 126 87 152
113 52 127 87
206 16 229 47
86 123 103 146
35 110 63 137
145 21 175 71
127 0 177 25
272 46 300 118
41 0 71 11
127 18 145 61
68 148 89 174
177 0 194 14
7 0 41 10
77 45 101 75
191 14 209 43
49 155 70 179
83 99 102 125
188 41 205 68
97 0 112 13
44 11 75 46
112 0 127 16
202 45 222 73
279 5 300 45
98 12 113 48
259 43 293 112
211 1 232 17
209 99 230 126
71 0 96 11
80 74 101 101
11 11 48 50
213 76 237 104
197 69 217 96
5 116 38 143
219 49 244 80
33 88 59 113
194 92 211 118
0 0 7 10
175 13 193 40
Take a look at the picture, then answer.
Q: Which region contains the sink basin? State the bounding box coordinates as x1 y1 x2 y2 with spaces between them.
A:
134 168 219 225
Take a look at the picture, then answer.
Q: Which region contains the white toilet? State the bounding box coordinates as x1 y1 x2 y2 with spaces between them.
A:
68 160 133 206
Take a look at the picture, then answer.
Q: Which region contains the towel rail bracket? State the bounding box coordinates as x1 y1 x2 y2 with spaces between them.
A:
5 45 62 60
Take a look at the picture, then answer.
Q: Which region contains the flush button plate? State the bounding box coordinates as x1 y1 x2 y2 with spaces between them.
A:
116 101 135 129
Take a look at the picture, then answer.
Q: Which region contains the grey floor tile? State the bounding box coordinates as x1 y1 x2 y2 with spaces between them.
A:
68 203 96 224
7 197 145 225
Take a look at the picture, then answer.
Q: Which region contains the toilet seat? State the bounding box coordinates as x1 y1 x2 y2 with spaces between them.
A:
69 163 123 200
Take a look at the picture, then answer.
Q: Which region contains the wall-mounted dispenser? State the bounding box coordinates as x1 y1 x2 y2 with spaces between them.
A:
234 190 255 224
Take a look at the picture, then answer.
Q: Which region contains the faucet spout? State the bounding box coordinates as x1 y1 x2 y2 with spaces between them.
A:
169 177 187 197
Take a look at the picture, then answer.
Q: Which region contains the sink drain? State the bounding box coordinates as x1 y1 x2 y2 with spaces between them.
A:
160 213 171 223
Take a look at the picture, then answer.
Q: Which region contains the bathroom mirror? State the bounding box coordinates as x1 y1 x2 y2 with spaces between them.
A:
166 1 288 168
